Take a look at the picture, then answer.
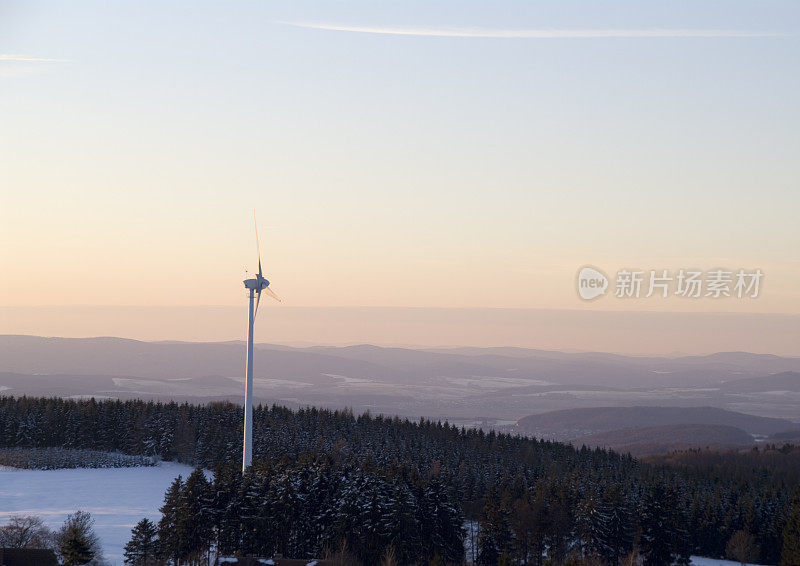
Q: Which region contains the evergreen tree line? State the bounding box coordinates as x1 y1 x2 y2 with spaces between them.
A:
0 396 796 564
141 459 464 565
473 476 693 565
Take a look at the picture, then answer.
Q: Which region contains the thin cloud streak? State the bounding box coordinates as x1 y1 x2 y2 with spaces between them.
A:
279 22 780 39
0 54 67 62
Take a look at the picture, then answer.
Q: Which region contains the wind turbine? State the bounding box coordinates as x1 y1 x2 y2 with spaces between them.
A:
242 214 280 472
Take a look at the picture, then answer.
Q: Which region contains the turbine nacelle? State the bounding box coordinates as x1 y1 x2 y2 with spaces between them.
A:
243 276 270 290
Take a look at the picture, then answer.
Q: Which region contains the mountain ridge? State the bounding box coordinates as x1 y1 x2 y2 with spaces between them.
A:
2 335 799 423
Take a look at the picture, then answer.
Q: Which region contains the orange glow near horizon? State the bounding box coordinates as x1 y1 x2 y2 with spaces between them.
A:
2 2 799 349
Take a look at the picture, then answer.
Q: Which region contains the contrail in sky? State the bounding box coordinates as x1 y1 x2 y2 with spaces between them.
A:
0 55 66 62
278 22 780 39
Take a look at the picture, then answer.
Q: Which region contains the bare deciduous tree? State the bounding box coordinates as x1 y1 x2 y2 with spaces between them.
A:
0 515 53 549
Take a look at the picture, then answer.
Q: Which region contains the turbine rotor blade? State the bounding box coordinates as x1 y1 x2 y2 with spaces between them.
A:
263 286 281 302
254 289 262 319
254 211 263 277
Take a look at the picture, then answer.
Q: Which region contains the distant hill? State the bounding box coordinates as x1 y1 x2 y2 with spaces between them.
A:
2 335 799 423
771 428 800 443
720 371 800 393
574 423 754 456
516 406 793 440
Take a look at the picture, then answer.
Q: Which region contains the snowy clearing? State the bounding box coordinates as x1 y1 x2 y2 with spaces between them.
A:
0 460 194 565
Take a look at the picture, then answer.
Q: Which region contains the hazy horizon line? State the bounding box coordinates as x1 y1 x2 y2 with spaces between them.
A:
4 306 797 356
2 304 798 316
5 332 799 359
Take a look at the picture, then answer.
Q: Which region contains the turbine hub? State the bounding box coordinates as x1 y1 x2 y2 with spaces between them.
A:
244 277 270 290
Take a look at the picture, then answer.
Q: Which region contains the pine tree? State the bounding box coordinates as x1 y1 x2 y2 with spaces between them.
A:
157 475 183 563
597 485 634 565
477 528 499 566
238 471 267 556
511 489 549 566
478 487 512 565
576 489 602 559
639 482 676 566
386 479 419 564
425 475 465 563
124 518 158 565
180 467 214 561
56 511 100 566
545 486 573 564
61 535 93 566
782 482 800 566
213 463 243 556
673 505 693 566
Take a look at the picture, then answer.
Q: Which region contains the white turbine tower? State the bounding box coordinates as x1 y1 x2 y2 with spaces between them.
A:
242 215 280 472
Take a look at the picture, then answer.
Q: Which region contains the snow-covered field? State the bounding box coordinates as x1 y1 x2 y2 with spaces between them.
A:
0 462 766 566
0 461 194 564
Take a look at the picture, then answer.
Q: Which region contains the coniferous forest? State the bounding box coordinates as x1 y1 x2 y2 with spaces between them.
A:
1 396 798 565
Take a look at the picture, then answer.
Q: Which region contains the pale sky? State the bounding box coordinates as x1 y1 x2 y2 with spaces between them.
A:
1 1 799 348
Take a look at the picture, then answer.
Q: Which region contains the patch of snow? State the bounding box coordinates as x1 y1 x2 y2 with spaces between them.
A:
111 377 135 388
322 373 372 384
664 388 720 393
463 520 480 563
446 376 551 388
691 556 766 566
0 460 194 565
255 378 313 389
306 561 317 566
109 377 239 396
